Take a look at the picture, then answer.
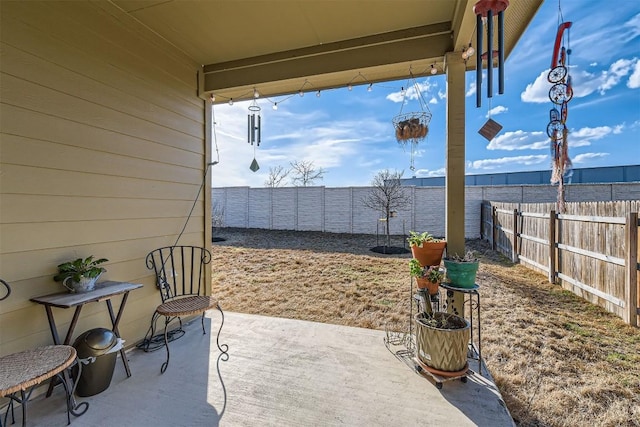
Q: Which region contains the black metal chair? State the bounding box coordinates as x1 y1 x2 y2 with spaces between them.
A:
145 246 228 373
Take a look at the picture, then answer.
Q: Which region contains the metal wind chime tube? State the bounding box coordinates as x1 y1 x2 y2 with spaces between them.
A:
498 10 505 94
247 103 261 146
473 0 509 108
476 13 483 108
487 9 493 99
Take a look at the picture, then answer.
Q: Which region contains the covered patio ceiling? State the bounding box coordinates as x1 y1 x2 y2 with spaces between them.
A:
113 0 543 103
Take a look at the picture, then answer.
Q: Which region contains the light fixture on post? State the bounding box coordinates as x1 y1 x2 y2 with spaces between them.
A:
253 88 260 98
228 98 233 106
272 102 278 111
210 93 216 102
462 43 475 60
367 83 373 92
430 64 438 75
316 90 321 97
466 43 475 58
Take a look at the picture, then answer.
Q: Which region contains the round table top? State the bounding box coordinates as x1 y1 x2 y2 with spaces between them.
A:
0 345 76 397
439 282 480 293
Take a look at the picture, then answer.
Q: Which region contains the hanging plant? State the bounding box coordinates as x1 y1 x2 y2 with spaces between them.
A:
391 72 433 171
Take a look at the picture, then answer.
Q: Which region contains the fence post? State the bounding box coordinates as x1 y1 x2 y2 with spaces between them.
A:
513 208 519 263
480 202 485 240
625 212 638 326
492 205 497 251
549 210 557 284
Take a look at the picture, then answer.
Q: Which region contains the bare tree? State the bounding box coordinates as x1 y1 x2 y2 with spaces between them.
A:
265 165 290 188
289 160 325 187
362 169 412 247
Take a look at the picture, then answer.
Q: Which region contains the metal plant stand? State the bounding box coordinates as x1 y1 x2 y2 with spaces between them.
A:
439 282 483 375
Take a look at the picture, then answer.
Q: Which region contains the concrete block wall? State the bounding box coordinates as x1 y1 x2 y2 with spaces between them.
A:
212 183 640 238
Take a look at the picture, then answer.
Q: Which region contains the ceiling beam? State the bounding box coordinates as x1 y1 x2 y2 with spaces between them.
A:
203 22 452 94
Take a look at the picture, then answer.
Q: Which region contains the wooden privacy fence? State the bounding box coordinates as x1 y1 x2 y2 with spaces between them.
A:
481 200 640 326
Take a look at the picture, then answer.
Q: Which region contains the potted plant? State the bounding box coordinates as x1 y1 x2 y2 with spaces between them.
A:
407 231 446 267
443 250 479 289
54 256 108 293
409 259 443 295
415 310 470 376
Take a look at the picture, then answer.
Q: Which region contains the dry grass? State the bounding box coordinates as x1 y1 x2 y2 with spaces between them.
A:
211 228 640 427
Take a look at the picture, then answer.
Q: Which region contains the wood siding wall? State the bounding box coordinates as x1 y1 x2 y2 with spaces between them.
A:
0 1 207 355
481 201 640 326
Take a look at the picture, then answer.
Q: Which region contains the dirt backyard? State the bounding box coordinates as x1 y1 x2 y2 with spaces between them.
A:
211 228 639 427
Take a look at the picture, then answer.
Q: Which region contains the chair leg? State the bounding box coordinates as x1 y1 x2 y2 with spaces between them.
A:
215 304 229 358
160 316 171 374
20 390 27 427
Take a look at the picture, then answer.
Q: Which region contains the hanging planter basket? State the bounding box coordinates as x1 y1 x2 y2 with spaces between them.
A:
393 112 431 143
391 72 433 171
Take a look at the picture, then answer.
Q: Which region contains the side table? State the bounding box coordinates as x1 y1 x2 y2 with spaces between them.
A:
439 282 483 375
30 281 143 396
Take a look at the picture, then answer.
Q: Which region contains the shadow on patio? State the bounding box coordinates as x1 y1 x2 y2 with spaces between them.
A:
22 312 514 427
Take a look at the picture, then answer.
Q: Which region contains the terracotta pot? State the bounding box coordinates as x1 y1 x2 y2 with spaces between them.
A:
410 241 446 267
416 277 441 296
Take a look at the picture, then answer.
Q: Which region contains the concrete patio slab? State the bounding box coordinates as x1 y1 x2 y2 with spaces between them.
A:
19 312 513 426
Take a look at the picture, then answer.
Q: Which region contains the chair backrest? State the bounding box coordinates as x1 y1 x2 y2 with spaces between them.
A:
145 246 212 303
1 279 11 301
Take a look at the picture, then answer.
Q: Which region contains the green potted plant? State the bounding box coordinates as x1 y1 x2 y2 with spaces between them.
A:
54 256 108 293
407 231 446 267
443 250 479 289
409 259 443 295
415 310 470 377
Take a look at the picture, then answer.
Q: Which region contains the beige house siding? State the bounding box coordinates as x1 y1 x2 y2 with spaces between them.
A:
0 1 210 355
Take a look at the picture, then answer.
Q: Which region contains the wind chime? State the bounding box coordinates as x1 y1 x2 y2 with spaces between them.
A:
473 0 509 109
247 100 261 172
547 17 573 212
392 72 432 171
473 0 509 143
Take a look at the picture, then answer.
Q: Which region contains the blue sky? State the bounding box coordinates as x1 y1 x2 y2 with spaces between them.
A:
211 0 640 188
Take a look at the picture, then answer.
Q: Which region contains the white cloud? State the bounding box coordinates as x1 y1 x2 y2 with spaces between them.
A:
521 58 640 103
572 152 609 163
211 100 388 187
598 58 636 94
469 155 548 170
487 130 547 151
486 105 508 118
386 79 435 103
466 82 476 98
520 70 550 103
623 12 640 40
415 167 445 177
628 58 640 88
589 62 598 67
438 89 447 100
429 96 438 104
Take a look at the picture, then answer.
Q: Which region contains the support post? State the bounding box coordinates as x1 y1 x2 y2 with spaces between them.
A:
625 212 638 326
444 51 467 258
549 210 557 284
